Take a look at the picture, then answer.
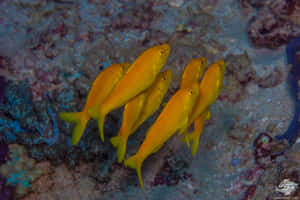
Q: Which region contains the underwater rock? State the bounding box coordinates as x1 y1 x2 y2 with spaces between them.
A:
256 66 284 88
247 0 300 49
253 132 287 168
110 1 160 31
24 163 102 200
219 52 256 103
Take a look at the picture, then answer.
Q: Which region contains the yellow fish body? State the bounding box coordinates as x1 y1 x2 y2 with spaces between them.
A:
124 83 199 189
190 108 210 156
110 70 173 163
131 70 173 133
59 63 130 145
88 44 171 142
179 57 206 145
110 92 147 163
187 60 225 128
180 57 207 89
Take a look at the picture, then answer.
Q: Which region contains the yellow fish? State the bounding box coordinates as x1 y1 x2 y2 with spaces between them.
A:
131 70 173 134
88 44 170 142
110 92 147 163
190 108 210 156
180 57 207 89
124 83 199 189
110 70 172 163
188 60 225 124
59 63 130 145
179 60 225 142
179 57 207 145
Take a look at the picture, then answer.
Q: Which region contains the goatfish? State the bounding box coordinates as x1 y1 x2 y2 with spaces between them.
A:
188 60 225 124
179 60 225 146
179 57 207 145
111 92 147 163
110 70 173 163
180 57 207 89
124 83 199 189
190 108 210 156
88 44 171 142
131 70 173 134
59 63 130 145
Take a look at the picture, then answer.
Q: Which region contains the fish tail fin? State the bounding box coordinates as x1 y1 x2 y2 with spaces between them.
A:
59 112 81 123
124 155 144 189
110 135 121 148
191 134 200 156
72 116 89 145
110 135 127 163
59 112 89 145
87 105 99 119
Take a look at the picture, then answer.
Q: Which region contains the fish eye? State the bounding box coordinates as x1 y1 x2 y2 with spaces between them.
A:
163 77 167 80
189 91 193 95
160 49 167 55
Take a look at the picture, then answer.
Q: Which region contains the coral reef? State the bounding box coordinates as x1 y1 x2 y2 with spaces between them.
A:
0 142 9 166
0 175 16 200
151 156 192 187
219 51 285 103
0 144 43 197
246 0 300 49
0 0 297 199
23 163 102 200
0 142 15 200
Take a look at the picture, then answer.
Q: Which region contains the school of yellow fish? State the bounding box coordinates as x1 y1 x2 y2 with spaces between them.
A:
59 44 226 189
